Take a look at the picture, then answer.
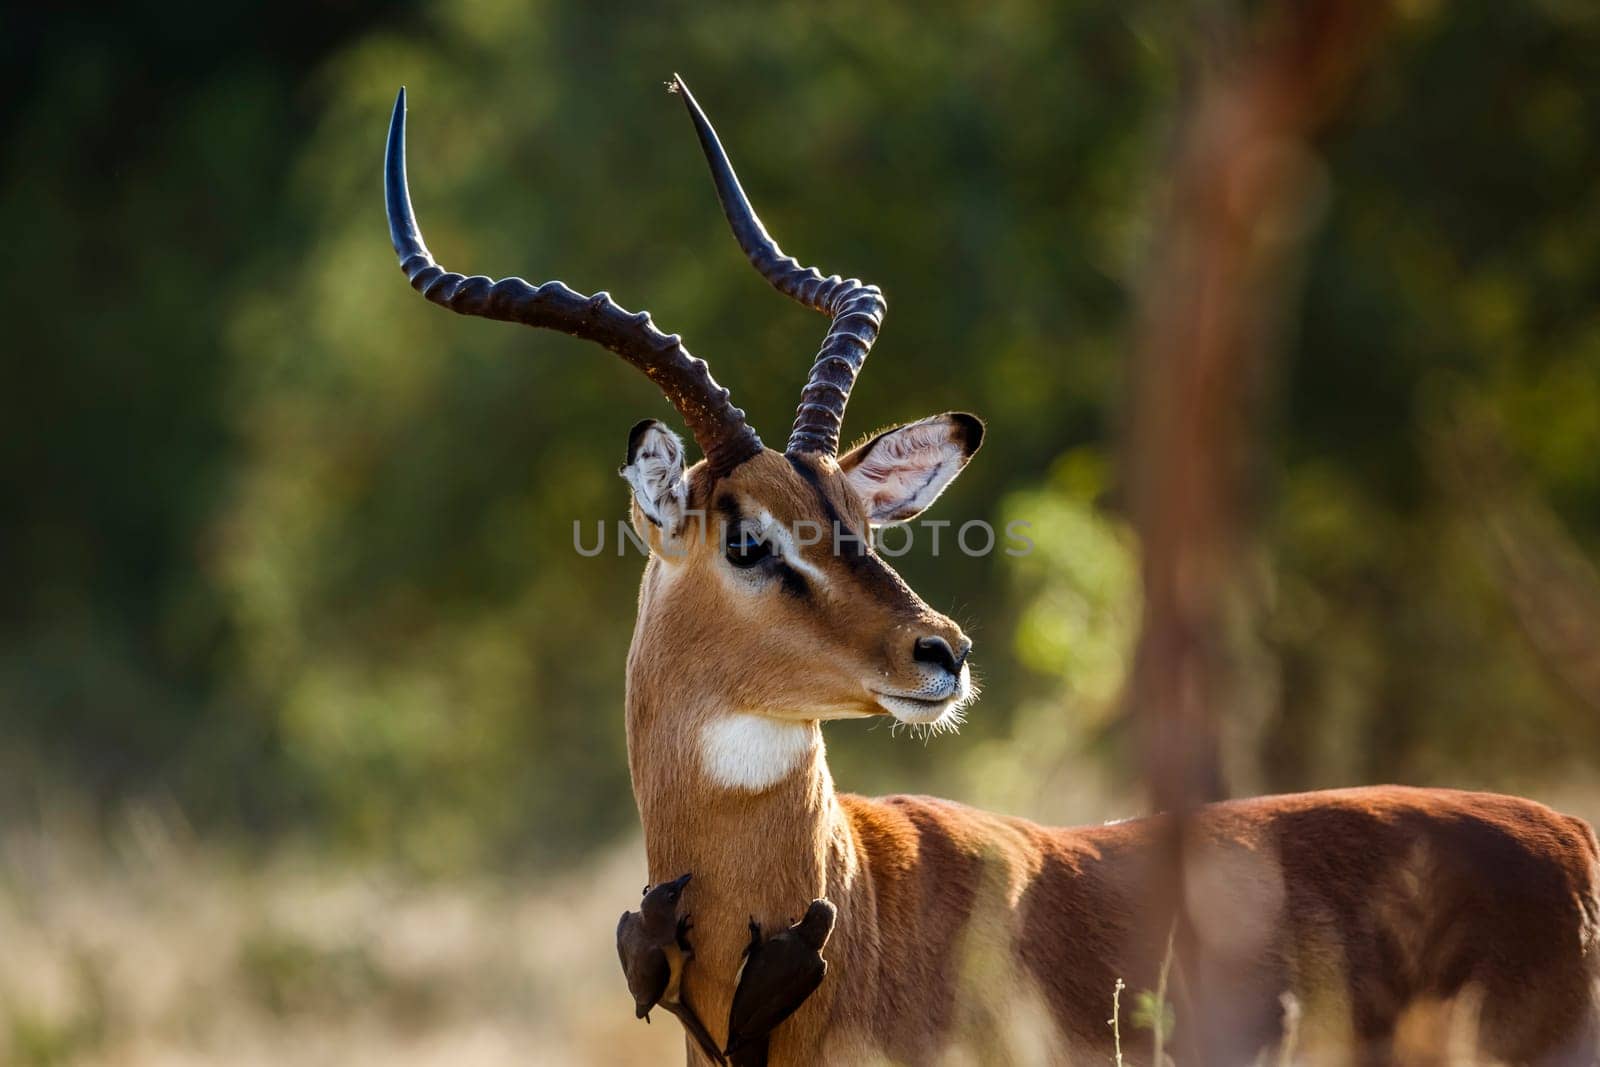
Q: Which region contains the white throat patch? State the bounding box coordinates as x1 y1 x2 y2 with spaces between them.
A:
699 714 816 792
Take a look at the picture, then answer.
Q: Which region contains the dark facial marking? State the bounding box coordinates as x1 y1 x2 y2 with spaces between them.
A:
716 491 810 600
784 454 921 606
777 566 809 600
785 454 862 558
715 494 742 536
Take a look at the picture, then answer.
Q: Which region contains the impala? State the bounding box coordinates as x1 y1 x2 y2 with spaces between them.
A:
384 80 1600 1064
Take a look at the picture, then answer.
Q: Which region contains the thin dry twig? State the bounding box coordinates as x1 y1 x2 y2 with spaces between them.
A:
1110 977 1126 1067
1276 992 1302 1067
1152 920 1176 1066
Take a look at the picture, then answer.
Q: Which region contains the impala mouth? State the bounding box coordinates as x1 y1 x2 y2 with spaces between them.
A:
871 672 972 733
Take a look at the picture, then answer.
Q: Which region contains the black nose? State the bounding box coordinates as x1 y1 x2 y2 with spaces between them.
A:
913 635 970 675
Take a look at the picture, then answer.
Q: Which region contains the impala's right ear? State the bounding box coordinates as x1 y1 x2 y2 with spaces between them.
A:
620 419 691 549
839 412 984 524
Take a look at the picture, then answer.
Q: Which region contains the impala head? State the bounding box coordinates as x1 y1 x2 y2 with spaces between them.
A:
384 77 981 738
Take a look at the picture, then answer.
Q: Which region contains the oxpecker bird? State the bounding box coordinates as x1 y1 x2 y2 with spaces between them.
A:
616 872 725 1064
725 898 837 1065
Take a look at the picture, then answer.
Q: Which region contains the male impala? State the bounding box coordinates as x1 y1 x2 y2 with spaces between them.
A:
385 80 1600 1064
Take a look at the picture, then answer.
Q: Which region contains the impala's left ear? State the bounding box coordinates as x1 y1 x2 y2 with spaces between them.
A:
620 419 691 542
839 413 984 524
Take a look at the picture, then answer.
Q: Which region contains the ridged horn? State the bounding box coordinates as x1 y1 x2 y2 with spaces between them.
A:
385 87 763 475
670 75 885 458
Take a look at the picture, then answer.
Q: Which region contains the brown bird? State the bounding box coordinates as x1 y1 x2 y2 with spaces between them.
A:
616 872 725 1064
724 898 837 1064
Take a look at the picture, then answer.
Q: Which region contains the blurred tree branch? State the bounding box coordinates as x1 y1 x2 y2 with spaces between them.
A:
1123 0 1389 1054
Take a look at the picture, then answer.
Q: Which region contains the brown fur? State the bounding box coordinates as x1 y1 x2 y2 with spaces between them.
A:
626 450 1600 1063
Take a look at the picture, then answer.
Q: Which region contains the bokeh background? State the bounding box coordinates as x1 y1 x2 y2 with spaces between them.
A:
4 1 1600 1062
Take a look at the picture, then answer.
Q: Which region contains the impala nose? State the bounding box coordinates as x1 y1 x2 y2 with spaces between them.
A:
913 635 971 676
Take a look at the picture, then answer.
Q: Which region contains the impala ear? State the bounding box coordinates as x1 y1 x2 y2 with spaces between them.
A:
839 413 984 524
620 419 691 541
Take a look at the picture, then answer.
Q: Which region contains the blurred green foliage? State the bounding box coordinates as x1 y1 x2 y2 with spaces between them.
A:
4 1 1600 870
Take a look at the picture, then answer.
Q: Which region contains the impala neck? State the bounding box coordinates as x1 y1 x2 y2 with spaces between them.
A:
622 557 873 1057
625 679 846 913
625 559 850 903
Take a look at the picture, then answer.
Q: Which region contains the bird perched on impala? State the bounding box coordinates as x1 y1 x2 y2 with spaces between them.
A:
725 899 837 1065
616 873 724 1064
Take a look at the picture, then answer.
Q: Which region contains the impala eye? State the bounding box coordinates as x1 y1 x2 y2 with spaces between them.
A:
725 528 772 568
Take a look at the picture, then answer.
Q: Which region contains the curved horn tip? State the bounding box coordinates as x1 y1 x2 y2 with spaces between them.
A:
387 88 405 136
670 76 710 123
385 85 432 267
387 87 407 143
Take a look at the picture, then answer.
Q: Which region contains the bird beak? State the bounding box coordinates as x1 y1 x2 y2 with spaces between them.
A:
667 872 693 892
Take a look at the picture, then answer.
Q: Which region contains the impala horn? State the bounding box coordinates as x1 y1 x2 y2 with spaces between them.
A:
384 87 763 476
671 75 886 459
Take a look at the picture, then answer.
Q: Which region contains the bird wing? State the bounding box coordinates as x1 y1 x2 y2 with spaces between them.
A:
724 940 763 1050
618 911 670 1008
630 950 671 1017
725 943 826 1052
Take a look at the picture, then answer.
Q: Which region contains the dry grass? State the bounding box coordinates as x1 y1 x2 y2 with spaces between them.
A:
7 784 1597 1065
0 816 681 1066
